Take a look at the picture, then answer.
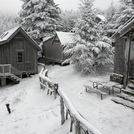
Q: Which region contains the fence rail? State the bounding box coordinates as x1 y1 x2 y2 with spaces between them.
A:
0 64 22 78
39 68 103 134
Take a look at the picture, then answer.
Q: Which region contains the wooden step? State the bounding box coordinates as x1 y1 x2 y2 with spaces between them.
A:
130 80 134 84
8 74 21 84
128 83 134 89
121 88 134 96
117 93 134 103
111 98 134 109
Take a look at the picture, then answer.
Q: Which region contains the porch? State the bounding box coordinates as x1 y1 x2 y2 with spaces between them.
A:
0 64 22 86
112 17 134 88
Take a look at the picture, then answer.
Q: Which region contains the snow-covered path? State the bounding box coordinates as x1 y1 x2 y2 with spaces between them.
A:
0 74 71 134
0 64 134 134
47 65 134 134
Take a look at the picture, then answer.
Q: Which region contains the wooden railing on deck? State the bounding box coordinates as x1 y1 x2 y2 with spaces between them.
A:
0 64 22 78
39 68 103 134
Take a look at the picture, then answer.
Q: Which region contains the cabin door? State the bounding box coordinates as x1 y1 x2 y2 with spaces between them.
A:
129 40 134 78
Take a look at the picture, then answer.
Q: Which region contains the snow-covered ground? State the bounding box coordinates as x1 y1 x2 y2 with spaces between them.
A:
0 64 134 134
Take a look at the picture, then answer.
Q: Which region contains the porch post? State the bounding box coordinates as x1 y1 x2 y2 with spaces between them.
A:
123 36 131 89
0 78 7 86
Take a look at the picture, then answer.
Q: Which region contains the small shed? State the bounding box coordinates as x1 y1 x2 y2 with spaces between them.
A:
112 17 134 88
0 26 40 78
42 31 74 64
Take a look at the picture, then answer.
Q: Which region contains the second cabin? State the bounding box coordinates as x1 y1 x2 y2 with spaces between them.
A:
41 31 74 64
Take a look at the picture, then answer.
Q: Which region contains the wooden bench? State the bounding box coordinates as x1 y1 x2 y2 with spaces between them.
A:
84 85 107 100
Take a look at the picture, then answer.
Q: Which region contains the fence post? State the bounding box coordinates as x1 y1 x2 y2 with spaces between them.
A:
70 117 74 132
39 77 43 89
60 96 65 125
75 119 80 134
66 109 69 120
53 83 58 99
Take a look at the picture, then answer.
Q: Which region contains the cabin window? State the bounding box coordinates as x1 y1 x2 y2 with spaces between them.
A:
17 52 23 63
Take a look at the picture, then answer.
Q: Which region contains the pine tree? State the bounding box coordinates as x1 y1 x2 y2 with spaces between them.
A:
0 15 19 34
104 1 118 37
63 0 113 75
19 0 60 45
56 10 79 32
113 0 134 30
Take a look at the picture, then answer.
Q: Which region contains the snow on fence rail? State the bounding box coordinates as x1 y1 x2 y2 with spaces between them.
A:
39 68 103 134
39 68 58 99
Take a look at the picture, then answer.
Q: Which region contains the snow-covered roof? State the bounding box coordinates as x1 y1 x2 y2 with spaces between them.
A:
43 35 54 42
112 16 134 39
0 26 41 50
56 31 74 45
97 14 106 22
0 26 20 42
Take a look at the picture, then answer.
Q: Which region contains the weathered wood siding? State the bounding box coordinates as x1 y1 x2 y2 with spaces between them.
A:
43 36 63 64
129 40 134 77
43 37 54 63
114 35 134 78
0 32 38 74
114 35 126 75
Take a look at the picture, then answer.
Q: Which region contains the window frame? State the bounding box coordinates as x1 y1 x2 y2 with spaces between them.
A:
17 51 23 64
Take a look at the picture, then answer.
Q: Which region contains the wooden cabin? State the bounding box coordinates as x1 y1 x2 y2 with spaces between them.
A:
112 17 134 88
42 31 74 64
0 26 40 86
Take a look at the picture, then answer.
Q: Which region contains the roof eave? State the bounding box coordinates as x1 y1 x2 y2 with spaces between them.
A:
0 27 41 51
112 17 134 39
119 19 134 37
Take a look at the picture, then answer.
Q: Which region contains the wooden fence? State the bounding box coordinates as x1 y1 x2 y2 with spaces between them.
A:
39 68 103 134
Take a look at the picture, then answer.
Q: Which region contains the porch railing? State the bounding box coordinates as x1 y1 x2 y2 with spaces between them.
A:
0 64 22 78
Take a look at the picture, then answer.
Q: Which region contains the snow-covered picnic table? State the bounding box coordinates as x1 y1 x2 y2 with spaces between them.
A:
84 80 123 100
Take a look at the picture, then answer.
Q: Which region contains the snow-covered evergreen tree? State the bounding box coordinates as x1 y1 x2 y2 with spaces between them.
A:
0 15 19 34
19 0 60 45
104 1 118 37
113 0 134 31
63 0 113 75
107 0 134 33
57 10 79 32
